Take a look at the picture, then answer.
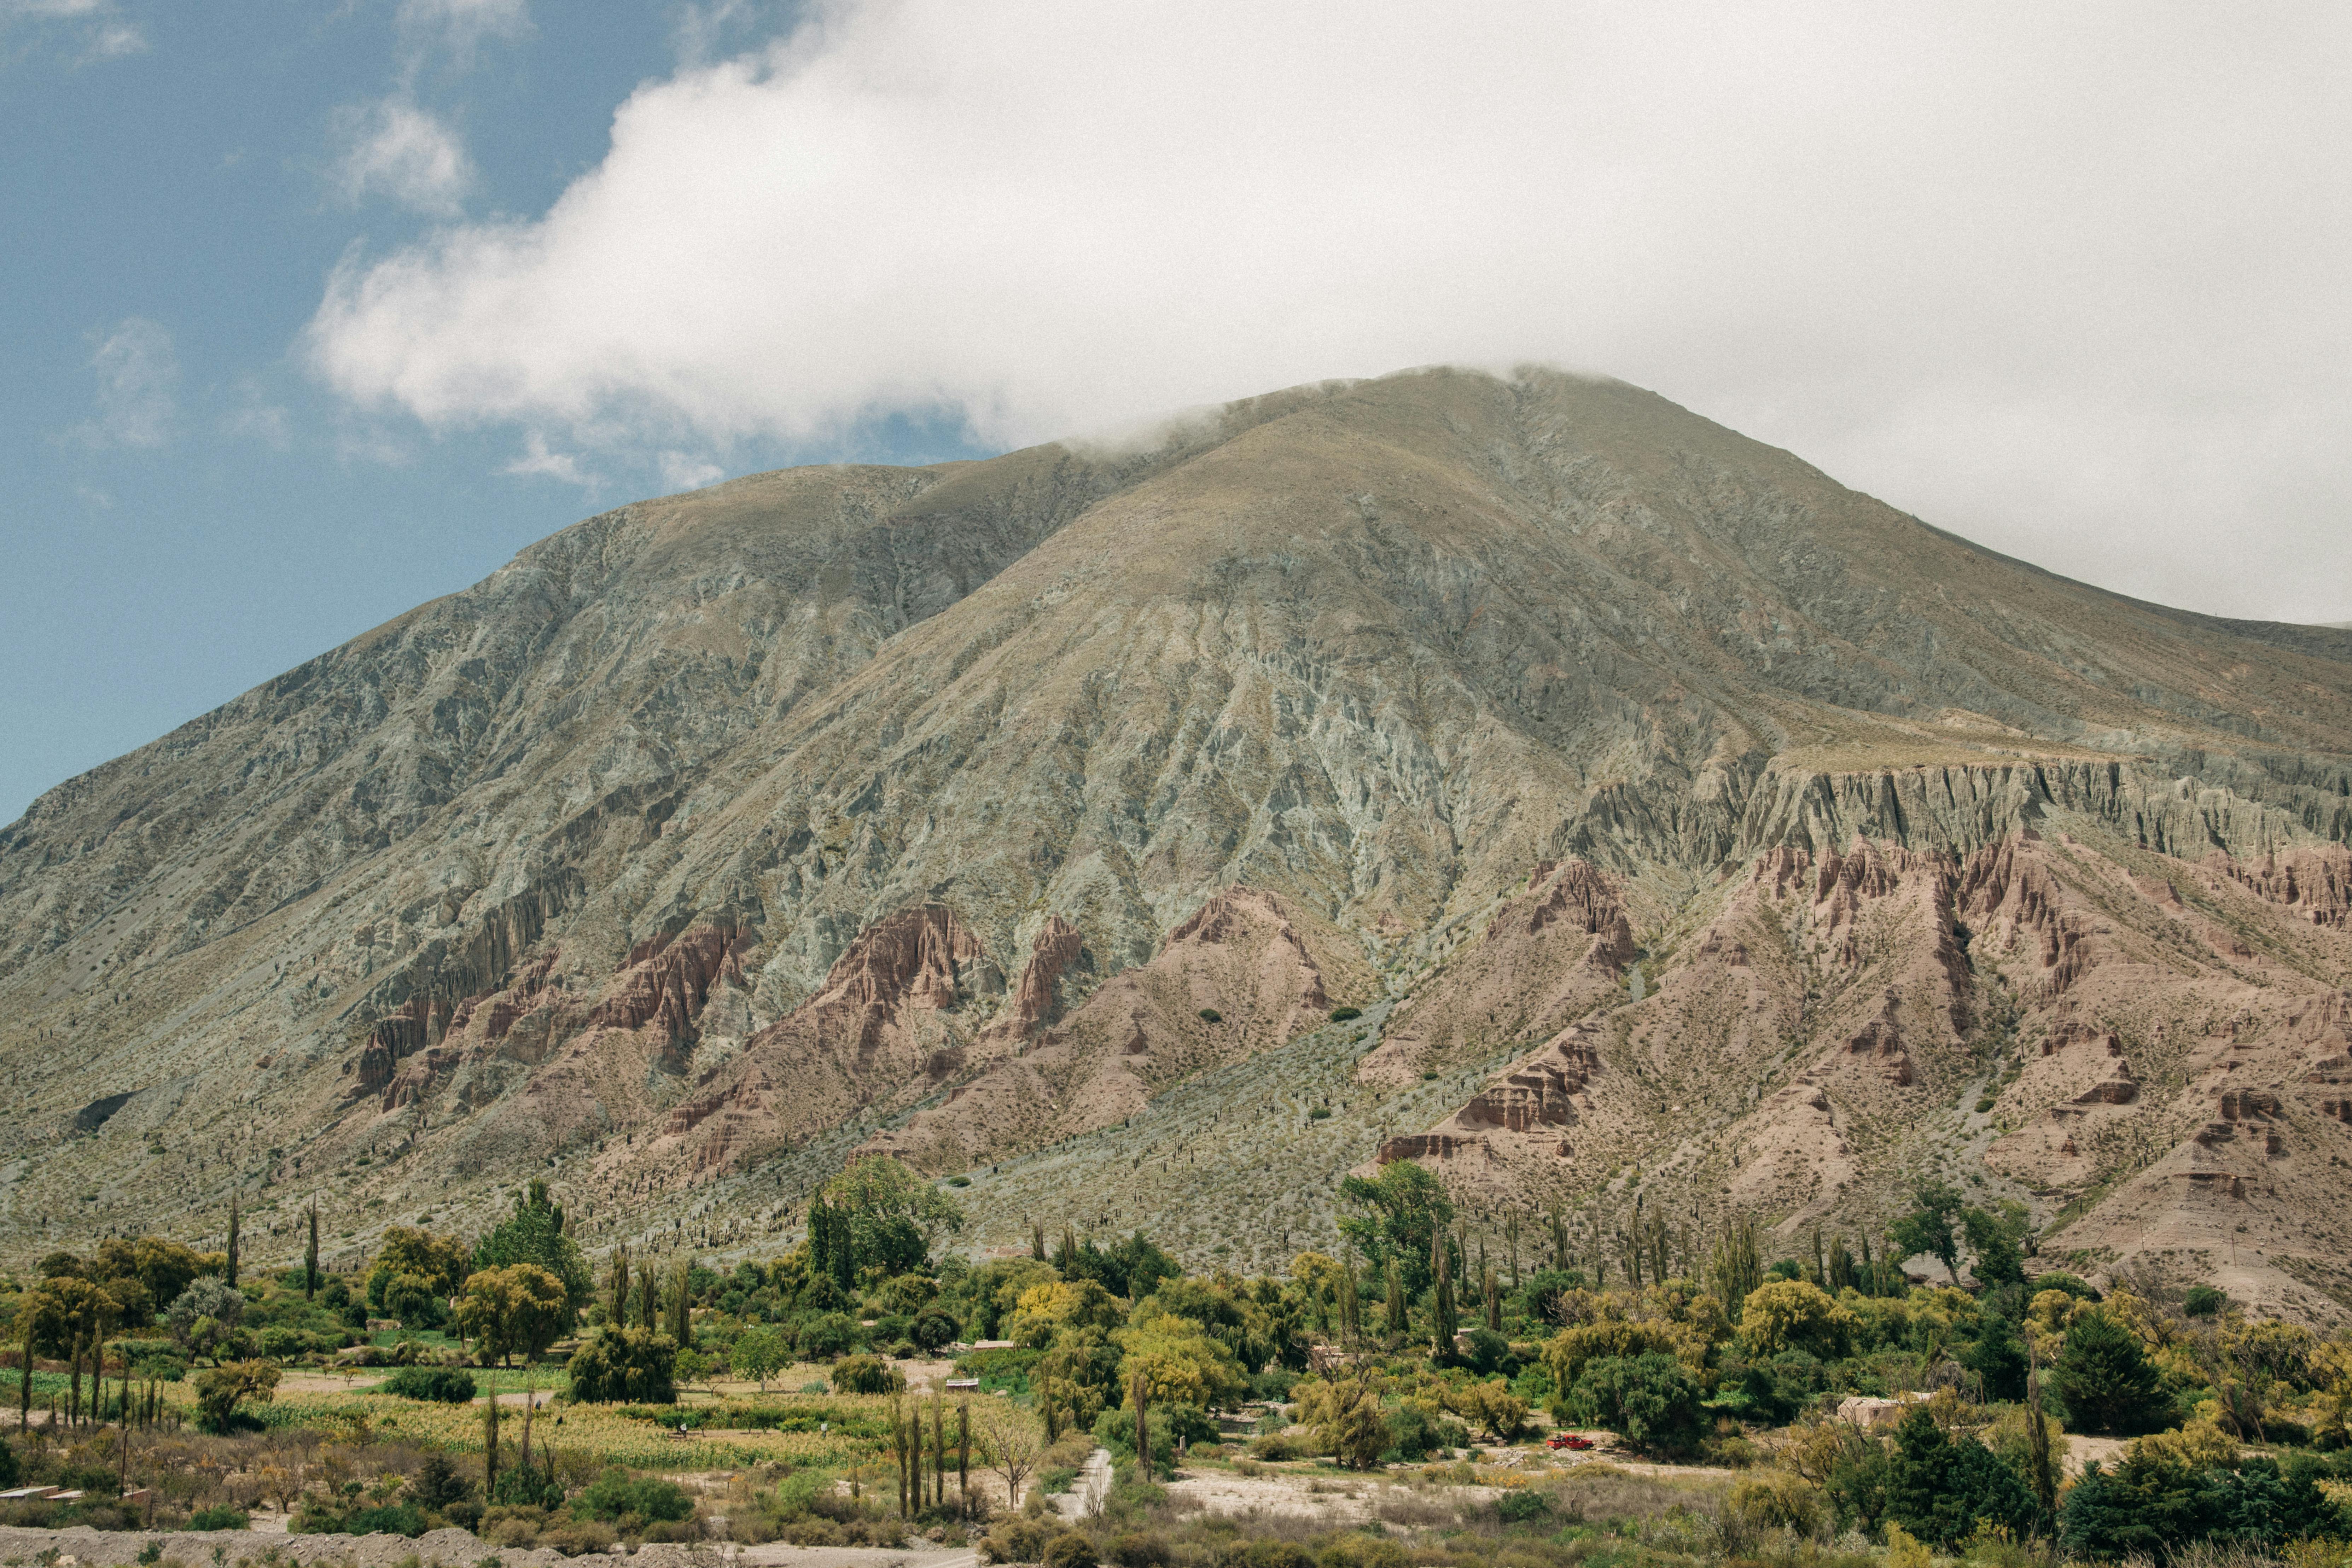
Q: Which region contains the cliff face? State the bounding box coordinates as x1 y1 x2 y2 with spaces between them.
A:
4 367 2350 1314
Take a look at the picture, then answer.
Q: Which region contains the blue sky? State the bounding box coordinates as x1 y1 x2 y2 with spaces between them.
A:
4 1 2347 826
0 0 980 824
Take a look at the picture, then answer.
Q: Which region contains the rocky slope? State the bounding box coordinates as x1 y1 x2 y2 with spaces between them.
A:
3 367 2348 1316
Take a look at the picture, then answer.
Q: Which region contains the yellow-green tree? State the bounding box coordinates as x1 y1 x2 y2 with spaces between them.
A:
1116 1305 1248 1410
1007 1279 1124 1348
1737 1280 1856 1360
453 1264 571 1366
1296 1367 1390 1469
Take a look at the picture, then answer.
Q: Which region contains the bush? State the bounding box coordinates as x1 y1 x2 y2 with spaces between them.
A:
574 1467 694 1525
343 1503 431 1537
187 1505 249 1531
1043 1534 1099 1568
798 1311 858 1360
1495 1488 1550 1524
1567 1352 1705 1458
1382 1400 1466 1463
381 1365 478 1403
2183 1285 2229 1319
912 1306 962 1352
833 1353 904 1394
1107 1532 1171 1568
1329 1007 1361 1022
1197 1009 1222 1023
1728 1471 1826 1538
946 1176 972 1188
566 1327 678 1404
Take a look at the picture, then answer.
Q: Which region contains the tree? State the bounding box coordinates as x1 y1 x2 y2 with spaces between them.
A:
607 1245 631 1327
734 1327 787 1391
1709 1212 1766 1309
1882 1405 2036 1547
2051 1308 2171 1435
1116 1304 1249 1410
471 1181 591 1315
304 1206 320 1302
452 1264 571 1366
193 1359 279 1432
1960 1202 2032 1287
1889 1181 1965 1284
818 1156 965 1276
1296 1368 1390 1469
1737 1280 1855 1360
666 1259 693 1347
1958 1309 2030 1403
1010 1280 1125 1348
1567 1352 1704 1457
371 1226 471 1302
225 1195 241 1288
166 1277 245 1363
1338 1161 1454 1297
567 1326 679 1403
977 1399 1041 1504
1429 1232 1459 1359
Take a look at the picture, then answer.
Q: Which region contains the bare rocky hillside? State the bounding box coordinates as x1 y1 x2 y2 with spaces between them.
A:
4 367 2348 1317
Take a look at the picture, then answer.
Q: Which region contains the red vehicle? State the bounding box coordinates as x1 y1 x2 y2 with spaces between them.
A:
1546 1433 1594 1451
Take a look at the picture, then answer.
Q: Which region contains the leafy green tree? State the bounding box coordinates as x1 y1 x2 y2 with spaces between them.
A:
1888 1180 1966 1284
733 1326 788 1391
193 1358 279 1432
451 1264 570 1366
471 1182 591 1315
1338 1162 1454 1297
566 1326 678 1403
2052 1308 2171 1435
1566 1352 1704 1457
165 1277 243 1363
1882 1405 2036 1546
1960 1201 2032 1287
817 1156 965 1277
1958 1308 2030 1402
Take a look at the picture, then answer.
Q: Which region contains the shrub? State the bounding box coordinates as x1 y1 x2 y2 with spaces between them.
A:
1328 1008 1362 1022
381 1365 478 1403
1197 1009 1222 1023
946 1176 972 1188
188 1505 249 1531
1107 1532 1171 1568
1567 1352 1705 1458
2183 1285 2229 1319
912 1306 962 1352
1728 1471 1825 1538
1495 1488 1550 1524
575 1468 694 1525
344 1503 431 1537
834 1353 904 1394
1308 1106 1332 1120
566 1327 678 1404
1044 1533 1099 1568
798 1311 858 1360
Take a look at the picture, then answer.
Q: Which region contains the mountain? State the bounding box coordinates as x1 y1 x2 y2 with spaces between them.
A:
5 367 2350 1318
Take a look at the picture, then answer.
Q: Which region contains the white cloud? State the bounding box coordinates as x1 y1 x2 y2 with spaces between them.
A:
395 0 529 71
3 0 144 59
306 0 2352 622
77 316 176 448
502 431 592 486
334 98 474 216
657 450 726 492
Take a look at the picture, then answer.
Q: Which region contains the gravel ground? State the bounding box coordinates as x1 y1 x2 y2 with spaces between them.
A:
0 1525 690 1568
0 1526 981 1568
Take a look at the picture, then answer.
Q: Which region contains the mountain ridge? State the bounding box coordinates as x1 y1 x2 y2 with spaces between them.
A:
4 366 2348 1320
